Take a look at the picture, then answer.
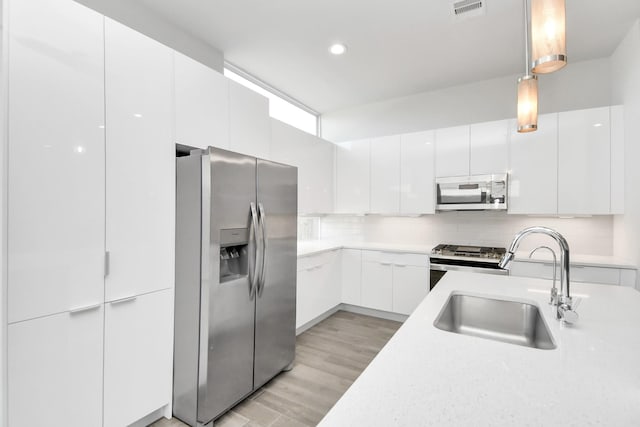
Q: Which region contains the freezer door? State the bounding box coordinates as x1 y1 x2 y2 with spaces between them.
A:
198 148 258 424
254 159 297 388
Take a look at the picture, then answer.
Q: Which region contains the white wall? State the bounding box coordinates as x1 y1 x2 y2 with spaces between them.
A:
611 20 640 286
74 0 224 72
317 214 614 257
0 0 7 423
321 58 611 142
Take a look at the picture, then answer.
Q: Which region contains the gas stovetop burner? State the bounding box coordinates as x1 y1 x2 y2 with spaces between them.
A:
431 244 506 260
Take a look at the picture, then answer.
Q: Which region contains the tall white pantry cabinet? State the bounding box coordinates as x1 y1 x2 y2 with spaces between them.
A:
5 1 174 427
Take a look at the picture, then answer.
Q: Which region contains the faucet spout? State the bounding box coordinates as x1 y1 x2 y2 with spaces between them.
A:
497 251 514 269
500 226 577 323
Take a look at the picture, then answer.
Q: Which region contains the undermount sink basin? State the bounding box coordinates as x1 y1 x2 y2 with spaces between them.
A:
434 292 556 350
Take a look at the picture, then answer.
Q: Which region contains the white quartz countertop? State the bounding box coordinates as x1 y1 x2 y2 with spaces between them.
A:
319 272 640 426
298 240 637 270
297 241 435 257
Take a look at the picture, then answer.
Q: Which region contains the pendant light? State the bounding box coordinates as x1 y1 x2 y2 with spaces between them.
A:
517 0 538 133
531 0 567 73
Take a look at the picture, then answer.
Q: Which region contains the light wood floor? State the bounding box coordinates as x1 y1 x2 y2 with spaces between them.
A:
151 310 401 427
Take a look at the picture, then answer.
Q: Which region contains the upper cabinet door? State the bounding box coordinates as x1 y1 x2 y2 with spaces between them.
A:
435 125 470 177
610 105 625 214
558 107 611 215
508 113 558 215
400 130 435 214
104 19 175 301
309 136 335 214
470 120 509 175
174 52 229 150
7 0 105 323
335 139 370 213
229 80 270 159
370 135 401 214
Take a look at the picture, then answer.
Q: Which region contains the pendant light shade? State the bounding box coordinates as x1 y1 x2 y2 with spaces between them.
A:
531 0 567 73
517 75 538 132
517 0 538 133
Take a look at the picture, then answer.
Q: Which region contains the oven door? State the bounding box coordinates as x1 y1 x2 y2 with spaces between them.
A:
429 262 508 290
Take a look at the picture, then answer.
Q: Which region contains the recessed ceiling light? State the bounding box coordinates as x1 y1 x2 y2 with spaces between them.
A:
329 43 347 55
593 123 603 127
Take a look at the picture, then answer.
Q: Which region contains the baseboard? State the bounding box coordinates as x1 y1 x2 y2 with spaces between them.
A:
129 405 169 427
296 305 342 335
296 304 408 335
339 304 409 323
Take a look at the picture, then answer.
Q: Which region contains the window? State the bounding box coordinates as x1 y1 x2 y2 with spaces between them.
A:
224 65 319 136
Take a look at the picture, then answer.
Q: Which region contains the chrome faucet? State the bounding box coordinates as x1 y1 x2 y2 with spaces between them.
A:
499 226 579 324
529 246 558 306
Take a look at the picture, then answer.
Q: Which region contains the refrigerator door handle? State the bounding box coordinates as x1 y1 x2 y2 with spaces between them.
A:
257 203 268 295
249 202 261 299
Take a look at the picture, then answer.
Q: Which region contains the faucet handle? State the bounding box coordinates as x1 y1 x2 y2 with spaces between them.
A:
558 297 580 324
559 307 579 324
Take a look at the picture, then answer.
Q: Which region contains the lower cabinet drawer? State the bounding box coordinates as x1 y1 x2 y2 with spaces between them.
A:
510 261 622 286
571 266 620 285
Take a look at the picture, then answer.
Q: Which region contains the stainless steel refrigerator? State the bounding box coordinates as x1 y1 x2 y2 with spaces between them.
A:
173 146 297 427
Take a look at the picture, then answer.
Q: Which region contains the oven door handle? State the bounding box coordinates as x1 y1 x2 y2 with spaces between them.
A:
430 264 450 272
430 263 509 275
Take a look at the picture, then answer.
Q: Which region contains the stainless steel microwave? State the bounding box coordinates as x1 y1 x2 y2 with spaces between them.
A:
436 174 508 211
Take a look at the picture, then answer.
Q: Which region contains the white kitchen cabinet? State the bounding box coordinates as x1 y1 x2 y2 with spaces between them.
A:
174 51 229 150
104 18 175 302
469 120 509 175
620 269 637 288
435 125 470 177
8 307 104 427
7 0 106 323
305 136 335 214
370 135 401 214
610 105 625 214
270 120 334 213
335 139 370 213
229 80 270 159
341 249 362 305
558 107 611 215
296 251 340 328
296 268 313 328
400 131 435 214
391 254 429 315
104 289 173 427
508 113 558 215
510 260 635 286
361 252 394 312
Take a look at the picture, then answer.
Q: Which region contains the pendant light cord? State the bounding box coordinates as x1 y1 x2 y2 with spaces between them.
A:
524 0 531 75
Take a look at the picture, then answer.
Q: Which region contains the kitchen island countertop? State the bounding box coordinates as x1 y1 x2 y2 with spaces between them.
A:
318 271 640 426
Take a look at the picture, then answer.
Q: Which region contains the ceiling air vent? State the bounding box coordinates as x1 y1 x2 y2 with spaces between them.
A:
452 0 486 20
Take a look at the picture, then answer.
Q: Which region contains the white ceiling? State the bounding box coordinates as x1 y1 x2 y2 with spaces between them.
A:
135 0 640 113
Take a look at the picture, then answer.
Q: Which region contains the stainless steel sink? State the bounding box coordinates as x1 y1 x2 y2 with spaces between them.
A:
433 292 556 350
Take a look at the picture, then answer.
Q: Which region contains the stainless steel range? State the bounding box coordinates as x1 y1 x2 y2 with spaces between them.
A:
429 244 508 289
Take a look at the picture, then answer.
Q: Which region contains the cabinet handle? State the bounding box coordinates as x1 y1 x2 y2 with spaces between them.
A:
110 295 137 305
104 251 110 278
395 264 407 267
573 265 585 269
69 303 101 315
380 262 392 266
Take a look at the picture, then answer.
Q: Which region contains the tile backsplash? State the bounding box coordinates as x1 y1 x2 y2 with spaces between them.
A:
308 212 614 256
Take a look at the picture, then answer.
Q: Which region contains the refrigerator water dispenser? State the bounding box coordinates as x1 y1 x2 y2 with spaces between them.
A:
219 228 249 283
